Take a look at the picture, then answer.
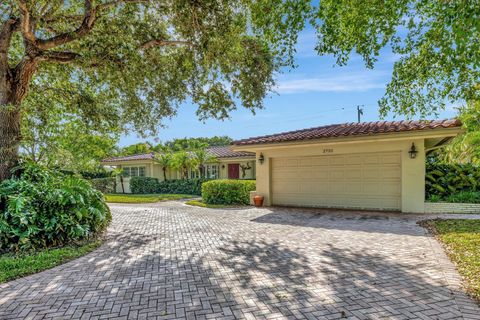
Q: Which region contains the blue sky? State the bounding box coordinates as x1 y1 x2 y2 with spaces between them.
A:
119 29 458 147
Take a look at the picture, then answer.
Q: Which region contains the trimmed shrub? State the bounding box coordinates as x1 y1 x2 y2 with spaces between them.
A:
426 163 480 200
130 177 159 194
0 163 111 252
202 180 256 205
130 177 209 195
90 177 116 194
157 179 208 195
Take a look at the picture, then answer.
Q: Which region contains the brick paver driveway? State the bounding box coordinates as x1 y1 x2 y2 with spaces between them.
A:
1 202 479 320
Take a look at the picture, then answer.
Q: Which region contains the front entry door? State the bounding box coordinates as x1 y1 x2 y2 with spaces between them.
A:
228 164 240 179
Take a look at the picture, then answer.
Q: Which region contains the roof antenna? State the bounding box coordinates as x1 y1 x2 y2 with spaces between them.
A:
357 105 364 123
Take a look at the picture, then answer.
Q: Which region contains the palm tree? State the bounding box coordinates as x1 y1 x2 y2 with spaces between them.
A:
171 151 193 180
154 146 173 181
191 148 218 178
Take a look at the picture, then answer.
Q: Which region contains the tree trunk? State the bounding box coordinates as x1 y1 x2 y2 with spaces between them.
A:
162 167 167 181
0 105 21 181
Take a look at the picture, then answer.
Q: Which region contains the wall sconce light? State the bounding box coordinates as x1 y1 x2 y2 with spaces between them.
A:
258 153 265 164
221 164 225 169
409 143 418 159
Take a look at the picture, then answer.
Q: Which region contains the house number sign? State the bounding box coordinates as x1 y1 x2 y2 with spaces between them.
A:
323 148 334 153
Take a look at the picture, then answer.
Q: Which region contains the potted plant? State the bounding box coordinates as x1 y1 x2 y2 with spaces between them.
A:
253 195 264 207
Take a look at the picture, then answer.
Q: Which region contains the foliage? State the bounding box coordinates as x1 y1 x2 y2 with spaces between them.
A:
164 136 233 151
315 1 480 117
438 101 480 165
119 143 154 157
0 239 101 283
157 179 209 196
0 163 111 252
191 147 218 179
171 151 194 180
444 192 480 204
185 199 232 209
129 177 159 194
129 177 209 196
426 163 480 199
202 180 256 205
104 193 195 204
154 146 173 181
90 177 116 194
20 97 119 173
427 219 480 302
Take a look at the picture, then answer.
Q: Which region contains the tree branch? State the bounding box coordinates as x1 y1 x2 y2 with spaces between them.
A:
38 51 81 64
35 0 96 50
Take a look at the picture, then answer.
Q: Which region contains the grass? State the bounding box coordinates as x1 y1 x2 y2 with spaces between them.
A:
423 219 480 302
0 240 101 283
104 193 196 203
185 199 238 208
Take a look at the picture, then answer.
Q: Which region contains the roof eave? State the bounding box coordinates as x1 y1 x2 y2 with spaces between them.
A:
231 127 464 151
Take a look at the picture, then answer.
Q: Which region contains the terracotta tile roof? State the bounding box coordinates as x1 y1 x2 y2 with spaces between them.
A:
206 146 255 158
102 146 254 163
232 119 462 146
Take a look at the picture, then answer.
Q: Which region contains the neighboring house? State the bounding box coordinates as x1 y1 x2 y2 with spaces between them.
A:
231 119 463 213
102 146 255 193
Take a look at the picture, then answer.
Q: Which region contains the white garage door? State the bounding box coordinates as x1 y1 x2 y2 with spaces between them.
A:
271 152 401 210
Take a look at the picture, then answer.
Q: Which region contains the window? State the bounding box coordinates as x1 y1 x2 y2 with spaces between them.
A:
122 166 146 177
205 165 219 179
190 169 200 179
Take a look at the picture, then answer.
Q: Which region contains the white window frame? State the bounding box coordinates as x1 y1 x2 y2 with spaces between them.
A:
122 166 146 177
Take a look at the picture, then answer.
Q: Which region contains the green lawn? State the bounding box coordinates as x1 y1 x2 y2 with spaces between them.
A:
185 199 240 208
0 240 101 283
104 194 196 203
428 219 480 302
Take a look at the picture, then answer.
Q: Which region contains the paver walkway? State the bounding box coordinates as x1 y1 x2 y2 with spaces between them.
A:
1 202 479 320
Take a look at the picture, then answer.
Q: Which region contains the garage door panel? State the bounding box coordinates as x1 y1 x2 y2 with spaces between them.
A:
272 152 401 211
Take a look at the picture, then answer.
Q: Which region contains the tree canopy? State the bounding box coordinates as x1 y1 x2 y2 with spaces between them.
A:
1 0 478 179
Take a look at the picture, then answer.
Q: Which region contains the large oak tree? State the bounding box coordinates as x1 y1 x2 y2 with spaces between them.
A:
0 0 309 180
1 0 478 181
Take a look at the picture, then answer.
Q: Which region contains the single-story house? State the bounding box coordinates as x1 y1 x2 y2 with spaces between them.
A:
231 119 463 213
102 146 256 193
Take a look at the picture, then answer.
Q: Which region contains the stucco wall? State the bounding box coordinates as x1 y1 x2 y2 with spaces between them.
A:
424 202 480 214
252 138 426 213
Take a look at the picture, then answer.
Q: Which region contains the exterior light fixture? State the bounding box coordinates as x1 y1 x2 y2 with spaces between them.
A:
409 143 418 159
258 153 265 164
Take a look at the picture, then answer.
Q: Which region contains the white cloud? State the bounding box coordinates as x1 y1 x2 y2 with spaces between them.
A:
276 72 387 94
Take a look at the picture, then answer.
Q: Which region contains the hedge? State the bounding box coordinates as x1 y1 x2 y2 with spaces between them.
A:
129 177 209 195
90 177 116 194
202 180 256 205
426 163 480 201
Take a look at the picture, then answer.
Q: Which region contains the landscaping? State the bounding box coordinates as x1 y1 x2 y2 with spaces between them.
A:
0 240 101 284
426 163 480 203
202 180 255 205
129 177 209 196
105 193 196 203
422 219 480 302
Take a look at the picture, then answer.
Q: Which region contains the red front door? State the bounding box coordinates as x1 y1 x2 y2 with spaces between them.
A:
228 164 240 179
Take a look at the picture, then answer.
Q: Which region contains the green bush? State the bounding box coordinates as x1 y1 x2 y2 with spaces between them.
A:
90 177 116 194
0 163 111 252
445 191 480 204
426 163 480 199
157 179 208 195
130 177 159 194
130 177 209 195
202 180 256 205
